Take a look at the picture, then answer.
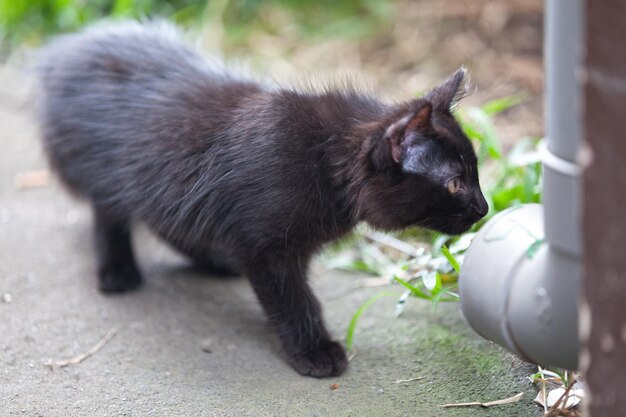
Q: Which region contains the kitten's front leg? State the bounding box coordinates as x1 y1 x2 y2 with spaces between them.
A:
246 256 348 377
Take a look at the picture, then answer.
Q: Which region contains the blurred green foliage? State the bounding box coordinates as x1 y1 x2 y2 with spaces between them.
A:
222 0 393 42
0 0 194 47
0 0 392 52
457 94 542 215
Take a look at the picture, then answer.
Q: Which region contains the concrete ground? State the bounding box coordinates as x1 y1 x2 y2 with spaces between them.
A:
0 67 541 416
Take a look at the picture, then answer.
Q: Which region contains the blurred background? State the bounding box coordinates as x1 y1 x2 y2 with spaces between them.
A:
0 0 543 143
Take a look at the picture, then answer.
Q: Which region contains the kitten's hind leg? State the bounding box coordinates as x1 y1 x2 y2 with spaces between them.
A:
93 206 142 293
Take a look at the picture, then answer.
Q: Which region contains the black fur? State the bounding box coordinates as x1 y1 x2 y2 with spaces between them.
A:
36 21 488 377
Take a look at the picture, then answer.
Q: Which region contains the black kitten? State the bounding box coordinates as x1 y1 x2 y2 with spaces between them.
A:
36 21 488 378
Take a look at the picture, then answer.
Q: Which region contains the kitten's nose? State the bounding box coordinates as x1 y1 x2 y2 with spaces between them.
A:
471 193 489 218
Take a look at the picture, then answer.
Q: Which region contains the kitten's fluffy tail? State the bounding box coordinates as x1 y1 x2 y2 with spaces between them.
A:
31 19 185 76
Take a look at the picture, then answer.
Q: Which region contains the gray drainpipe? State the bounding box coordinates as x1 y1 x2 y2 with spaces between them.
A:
458 0 582 370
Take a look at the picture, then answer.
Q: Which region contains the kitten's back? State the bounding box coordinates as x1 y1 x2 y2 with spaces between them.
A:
37 21 256 186
36 21 267 242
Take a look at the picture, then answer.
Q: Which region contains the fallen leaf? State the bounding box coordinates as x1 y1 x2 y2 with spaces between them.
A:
330 384 339 390
14 170 51 190
534 386 584 409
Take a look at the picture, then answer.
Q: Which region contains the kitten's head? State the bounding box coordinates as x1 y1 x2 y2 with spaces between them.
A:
361 68 489 235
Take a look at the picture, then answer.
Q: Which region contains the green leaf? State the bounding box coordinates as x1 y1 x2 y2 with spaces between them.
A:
112 0 134 16
346 291 396 350
492 184 524 211
481 93 527 115
466 107 503 160
430 287 460 311
522 163 539 203
441 244 461 273
393 276 431 300
526 238 545 259
353 259 381 274
433 271 443 294
432 234 449 254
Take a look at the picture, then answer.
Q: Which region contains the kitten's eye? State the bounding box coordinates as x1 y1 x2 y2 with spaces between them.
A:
447 177 462 194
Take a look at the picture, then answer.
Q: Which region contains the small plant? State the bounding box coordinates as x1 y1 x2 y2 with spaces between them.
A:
529 367 583 415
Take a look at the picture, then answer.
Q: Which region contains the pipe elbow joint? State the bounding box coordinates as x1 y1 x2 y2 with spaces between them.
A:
459 204 580 370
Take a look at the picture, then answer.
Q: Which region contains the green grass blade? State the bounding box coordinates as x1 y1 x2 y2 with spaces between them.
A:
440 245 461 273
482 93 527 115
522 164 538 202
430 288 460 311
466 107 503 160
346 291 396 350
432 234 449 254
393 276 431 300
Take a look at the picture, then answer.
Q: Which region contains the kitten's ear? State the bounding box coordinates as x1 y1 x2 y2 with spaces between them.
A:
371 103 432 170
426 67 468 112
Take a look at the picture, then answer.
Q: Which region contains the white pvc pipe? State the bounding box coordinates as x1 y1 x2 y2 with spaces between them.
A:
459 0 582 370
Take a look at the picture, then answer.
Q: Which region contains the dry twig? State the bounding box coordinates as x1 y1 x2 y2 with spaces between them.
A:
441 392 524 408
45 327 119 369
393 377 425 384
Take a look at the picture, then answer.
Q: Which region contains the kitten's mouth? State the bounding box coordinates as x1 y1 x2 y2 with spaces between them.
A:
434 223 474 236
420 215 479 236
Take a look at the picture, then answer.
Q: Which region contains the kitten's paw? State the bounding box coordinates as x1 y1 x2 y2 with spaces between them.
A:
289 341 348 378
98 264 143 293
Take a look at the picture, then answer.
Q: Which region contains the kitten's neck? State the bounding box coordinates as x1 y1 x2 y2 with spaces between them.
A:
300 90 397 224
